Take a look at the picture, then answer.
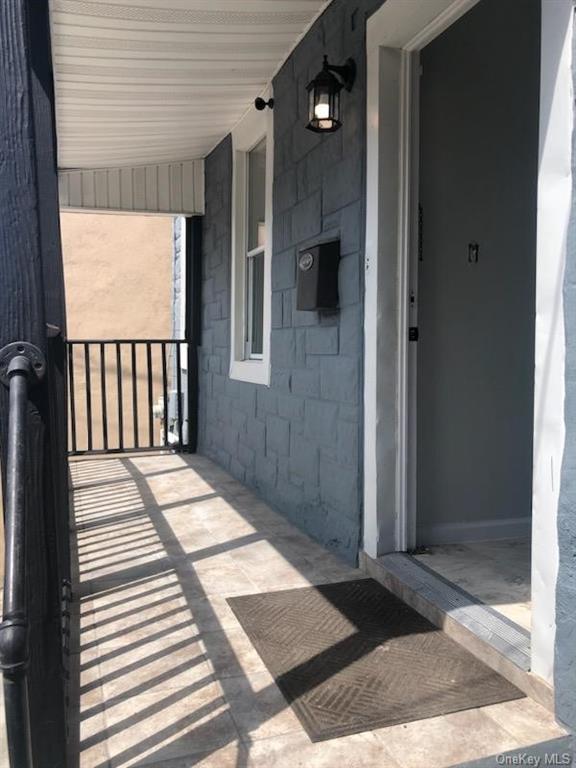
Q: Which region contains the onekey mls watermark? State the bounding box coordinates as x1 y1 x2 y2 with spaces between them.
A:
495 753 571 766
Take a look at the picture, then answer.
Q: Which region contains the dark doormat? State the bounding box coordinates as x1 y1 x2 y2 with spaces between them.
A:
227 579 524 741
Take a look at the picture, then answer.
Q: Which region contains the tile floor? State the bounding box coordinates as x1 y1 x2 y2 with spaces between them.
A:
69 454 566 768
414 540 531 631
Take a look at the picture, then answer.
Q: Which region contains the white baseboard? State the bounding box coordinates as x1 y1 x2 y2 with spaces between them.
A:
416 517 531 545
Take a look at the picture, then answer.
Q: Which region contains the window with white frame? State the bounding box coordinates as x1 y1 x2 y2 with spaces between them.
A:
245 137 266 359
230 93 272 385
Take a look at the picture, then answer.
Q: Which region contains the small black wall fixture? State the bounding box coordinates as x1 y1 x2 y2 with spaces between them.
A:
255 97 274 111
306 55 356 133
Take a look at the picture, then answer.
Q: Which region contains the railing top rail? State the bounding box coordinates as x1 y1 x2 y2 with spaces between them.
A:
67 338 188 344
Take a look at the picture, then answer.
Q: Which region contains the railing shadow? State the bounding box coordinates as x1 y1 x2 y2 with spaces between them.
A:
67 453 435 768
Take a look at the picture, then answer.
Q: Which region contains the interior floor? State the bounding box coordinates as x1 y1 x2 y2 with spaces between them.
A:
414 539 531 632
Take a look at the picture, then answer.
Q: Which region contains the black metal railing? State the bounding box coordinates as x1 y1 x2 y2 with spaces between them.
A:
0 342 47 768
67 339 194 455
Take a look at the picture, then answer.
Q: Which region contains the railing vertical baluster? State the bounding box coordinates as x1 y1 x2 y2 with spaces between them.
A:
100 343 108 451
176 342 183 451
161 342 168 447
116 342 123 451
131 342 139 449
84 342 93 452
146 343 154 448
68 342 77 453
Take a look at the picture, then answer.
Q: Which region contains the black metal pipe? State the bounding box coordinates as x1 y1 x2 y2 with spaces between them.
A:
100 343 108 450
146 343 153 448
131 343 138 449
176 343 183 449
84 343 93 451
0 355 35 768
68 343 77 453
116 343 123 451
161 343 168 448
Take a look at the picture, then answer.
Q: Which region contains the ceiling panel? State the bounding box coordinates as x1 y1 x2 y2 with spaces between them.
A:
50 0 329 169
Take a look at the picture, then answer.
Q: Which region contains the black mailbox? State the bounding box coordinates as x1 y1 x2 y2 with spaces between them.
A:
296 240 340 311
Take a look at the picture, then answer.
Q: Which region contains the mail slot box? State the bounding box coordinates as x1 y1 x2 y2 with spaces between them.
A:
296 240 340 311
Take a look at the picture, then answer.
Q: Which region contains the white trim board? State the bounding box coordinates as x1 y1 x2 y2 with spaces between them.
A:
530 0 572 685
229 88 273 387
363 0 572 686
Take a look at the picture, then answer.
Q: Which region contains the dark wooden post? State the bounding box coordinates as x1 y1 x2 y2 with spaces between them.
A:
0 1 69 766
185 216 202 452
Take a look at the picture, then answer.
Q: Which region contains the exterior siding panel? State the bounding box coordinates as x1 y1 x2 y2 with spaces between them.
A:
59 159 205 215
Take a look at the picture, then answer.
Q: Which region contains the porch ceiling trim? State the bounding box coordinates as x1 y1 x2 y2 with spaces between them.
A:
59 159 204 215
49 0 330 170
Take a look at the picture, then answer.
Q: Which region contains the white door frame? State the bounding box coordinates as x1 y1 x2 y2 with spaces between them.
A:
363 0 573 684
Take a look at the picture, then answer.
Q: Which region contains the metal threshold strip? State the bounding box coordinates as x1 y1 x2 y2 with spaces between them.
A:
381 553 530 669
360 552 554 711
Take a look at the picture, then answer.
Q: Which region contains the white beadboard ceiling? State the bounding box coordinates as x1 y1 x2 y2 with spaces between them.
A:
50 0 329 170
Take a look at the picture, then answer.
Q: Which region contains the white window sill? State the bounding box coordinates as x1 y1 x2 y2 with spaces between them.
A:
229 359 270 386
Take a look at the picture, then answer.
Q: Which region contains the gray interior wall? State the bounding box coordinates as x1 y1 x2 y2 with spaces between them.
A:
416 0 540 543
198 0 382 564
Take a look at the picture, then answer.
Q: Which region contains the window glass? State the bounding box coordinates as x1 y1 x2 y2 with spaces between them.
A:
250 251 264 356
247 138 266 252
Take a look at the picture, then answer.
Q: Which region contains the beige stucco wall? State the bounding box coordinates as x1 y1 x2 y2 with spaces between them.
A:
61 211 175 450
61 211 173 339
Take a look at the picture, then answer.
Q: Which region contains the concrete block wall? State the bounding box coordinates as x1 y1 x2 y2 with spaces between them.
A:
170 216 189 444
172 217 184 340
199 0 383 564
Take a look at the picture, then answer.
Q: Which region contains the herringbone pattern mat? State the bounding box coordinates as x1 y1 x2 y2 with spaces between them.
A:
228 579 524 741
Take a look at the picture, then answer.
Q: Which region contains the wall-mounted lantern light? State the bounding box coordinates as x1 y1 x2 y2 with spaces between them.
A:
255 97 274 111
305 55 356 133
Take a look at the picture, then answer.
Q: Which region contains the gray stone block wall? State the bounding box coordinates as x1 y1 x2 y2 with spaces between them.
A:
170 216 189 443
199 0 383 564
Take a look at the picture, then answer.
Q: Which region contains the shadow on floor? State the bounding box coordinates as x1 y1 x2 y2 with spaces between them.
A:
67 453 404 768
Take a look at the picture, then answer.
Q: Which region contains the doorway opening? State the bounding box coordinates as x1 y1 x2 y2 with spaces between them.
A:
365 0 571 685
410 0 540 634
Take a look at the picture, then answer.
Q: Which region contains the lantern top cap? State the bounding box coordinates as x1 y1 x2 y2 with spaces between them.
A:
307 56 356 93
307 58 342 93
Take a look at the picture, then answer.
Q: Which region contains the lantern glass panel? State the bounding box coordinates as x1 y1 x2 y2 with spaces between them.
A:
247 137 266 251
308 88 316 124
314 91 330 120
